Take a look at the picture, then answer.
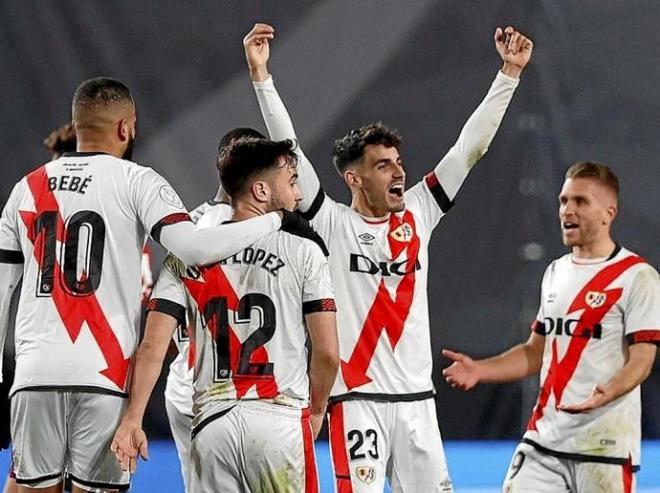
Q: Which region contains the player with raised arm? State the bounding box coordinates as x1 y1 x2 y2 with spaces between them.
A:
163 127 265 492
111 138 339 493
443 162 660 492
244 23 533 492
0 77 299 493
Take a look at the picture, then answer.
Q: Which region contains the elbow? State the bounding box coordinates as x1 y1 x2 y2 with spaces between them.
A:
313 348 339 375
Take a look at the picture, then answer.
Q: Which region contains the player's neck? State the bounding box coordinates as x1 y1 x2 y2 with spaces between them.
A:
571 237 617 260
77 140 124 159
350 194 389 219
231 202 268 222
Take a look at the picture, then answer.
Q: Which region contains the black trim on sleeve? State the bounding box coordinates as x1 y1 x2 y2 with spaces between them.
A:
191 406 236 440
625 330 660 346
68 473 130 491
15 472 63 486
147 298 187 326
424 172 454 213
150 212 192 244
302 299 337 315
329 390 435 405
300 188 326 221
531 320 546 335
0 249 23 264
521 438 640 470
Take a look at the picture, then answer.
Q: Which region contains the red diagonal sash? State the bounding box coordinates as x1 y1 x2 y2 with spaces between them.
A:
183 264 277 398
340 211 420 390
527 254 645 431
19 166 130 389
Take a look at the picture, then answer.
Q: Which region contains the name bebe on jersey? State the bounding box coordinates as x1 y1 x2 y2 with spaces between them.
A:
48 174 93 195
349 253 421 277
539 317 603 339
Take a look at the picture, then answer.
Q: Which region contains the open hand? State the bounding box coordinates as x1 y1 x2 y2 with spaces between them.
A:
442 349 480 391
558 384 612 414
110 421 149 474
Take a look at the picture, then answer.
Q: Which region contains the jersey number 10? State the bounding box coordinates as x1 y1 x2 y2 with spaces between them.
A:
34 210 105 296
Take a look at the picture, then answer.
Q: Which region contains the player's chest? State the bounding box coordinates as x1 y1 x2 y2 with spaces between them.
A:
329 213 425 279
541 270 625 342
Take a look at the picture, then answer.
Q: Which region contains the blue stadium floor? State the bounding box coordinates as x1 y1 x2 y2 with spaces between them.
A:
1 441 658 491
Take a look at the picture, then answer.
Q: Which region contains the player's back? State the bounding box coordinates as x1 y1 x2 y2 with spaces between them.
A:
173 229 333 428
6 151 181 395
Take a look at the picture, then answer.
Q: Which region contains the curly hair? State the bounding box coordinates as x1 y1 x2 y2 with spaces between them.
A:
332 122 401 174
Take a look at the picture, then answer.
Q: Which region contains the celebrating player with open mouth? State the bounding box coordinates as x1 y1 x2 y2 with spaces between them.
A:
244 21 532 493
443 162 660 492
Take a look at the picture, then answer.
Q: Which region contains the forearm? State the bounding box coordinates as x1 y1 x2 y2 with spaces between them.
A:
478 342 542 384
122 342 170 426
434 71 519 200
309 350 338 415
600 343 656 401
0 263 22 382
252 76 321 211
159 212 281 265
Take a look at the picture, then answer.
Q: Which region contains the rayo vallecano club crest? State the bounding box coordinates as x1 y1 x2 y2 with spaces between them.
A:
390 222 413 243
586 291 607 309
356 466 376 484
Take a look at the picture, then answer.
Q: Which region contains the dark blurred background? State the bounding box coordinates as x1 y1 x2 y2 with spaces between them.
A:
2 0 659 440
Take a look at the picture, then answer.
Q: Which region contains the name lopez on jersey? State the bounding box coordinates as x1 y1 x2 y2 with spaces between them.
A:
219 246 286 276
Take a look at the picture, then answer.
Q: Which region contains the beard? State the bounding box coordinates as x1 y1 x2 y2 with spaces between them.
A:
122 134 136 160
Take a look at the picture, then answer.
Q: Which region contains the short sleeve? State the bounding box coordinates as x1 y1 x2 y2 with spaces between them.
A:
403 173 454 232
624 266 660 345
148 256 188 326
301 241 336 315
0 181 24 261
129 167 191 244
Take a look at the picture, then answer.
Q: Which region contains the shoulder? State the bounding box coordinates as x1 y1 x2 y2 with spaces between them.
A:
278 229 329 260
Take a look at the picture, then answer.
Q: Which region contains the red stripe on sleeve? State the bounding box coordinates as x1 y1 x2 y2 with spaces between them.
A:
628 329 660 345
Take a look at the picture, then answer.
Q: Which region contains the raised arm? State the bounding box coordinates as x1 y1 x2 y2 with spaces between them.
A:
433 27 533 201
442 331 545 391
244 23 322 213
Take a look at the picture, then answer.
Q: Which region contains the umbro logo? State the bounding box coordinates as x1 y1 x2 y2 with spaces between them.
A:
358 233 375 244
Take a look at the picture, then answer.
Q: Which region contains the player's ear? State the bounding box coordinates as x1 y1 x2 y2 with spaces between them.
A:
605 203 618 225
344 169 362 189
251 180 270 204
118 118 130 143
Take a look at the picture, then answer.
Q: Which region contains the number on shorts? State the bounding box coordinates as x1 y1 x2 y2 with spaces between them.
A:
204 293 276 379
34 210 106 296
508 451 526 480
348 429 379 460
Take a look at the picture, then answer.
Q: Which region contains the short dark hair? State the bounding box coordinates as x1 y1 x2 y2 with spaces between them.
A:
332 122 402 174
565 161 619 197
72 77 133 114
220 138 298 198
216 127 266 171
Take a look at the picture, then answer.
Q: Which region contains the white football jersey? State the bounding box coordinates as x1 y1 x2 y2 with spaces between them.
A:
523 246 660 467
150 227 335 431
0 152 191 395
304 173 451 398
158 202 233 417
